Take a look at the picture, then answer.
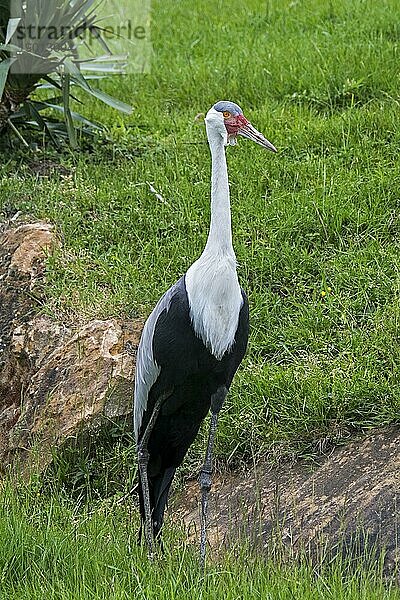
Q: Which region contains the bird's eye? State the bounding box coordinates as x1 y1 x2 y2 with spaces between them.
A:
223 111 231 118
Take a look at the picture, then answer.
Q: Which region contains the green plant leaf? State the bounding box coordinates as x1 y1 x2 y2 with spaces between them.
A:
0 56 16 100
5 17 20 44
25 100 63 148
40 74 82 103
62 71 77 148
41 102 102 129
71 74 133 114
6 117 29 146
0 42 23 52
79 56 128 74
64 58 132 114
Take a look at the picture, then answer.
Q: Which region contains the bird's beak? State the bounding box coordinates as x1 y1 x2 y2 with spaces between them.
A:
237 122 277 152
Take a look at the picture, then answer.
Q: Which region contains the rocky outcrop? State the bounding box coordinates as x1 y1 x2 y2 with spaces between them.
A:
0 221 142 474
176 426 400 580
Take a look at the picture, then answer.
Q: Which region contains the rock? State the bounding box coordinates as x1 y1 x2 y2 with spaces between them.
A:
175 426 400 581
0 221 57 347
5 222 55 275
0 220 143 474
7 316 141 473
0 221 60 469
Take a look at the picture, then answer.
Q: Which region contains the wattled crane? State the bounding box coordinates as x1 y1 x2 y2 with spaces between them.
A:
134 100 276 565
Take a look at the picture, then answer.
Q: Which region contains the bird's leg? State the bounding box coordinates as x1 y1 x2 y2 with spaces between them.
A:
199 386 228 570
136 395 165 558
137 445 154 555
199 412 218 569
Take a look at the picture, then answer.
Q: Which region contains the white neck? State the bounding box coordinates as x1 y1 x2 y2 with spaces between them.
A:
184 120 243 360
203 130 234 257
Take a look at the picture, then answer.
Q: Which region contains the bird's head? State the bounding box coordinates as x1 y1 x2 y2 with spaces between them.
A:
205 100 277 152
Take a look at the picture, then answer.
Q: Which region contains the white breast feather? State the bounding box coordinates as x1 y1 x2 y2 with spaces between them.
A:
185 253 243 360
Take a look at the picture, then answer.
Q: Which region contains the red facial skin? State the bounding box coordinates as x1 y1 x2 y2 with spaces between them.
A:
224 114 248 134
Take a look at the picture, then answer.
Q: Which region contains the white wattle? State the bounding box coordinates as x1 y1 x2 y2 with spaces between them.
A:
185 107 243 361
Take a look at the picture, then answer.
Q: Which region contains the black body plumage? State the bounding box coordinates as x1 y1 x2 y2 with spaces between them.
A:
137 275 249 538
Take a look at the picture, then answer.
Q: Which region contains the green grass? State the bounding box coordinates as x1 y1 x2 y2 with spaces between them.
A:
0 480 399 600
1 0 400 467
